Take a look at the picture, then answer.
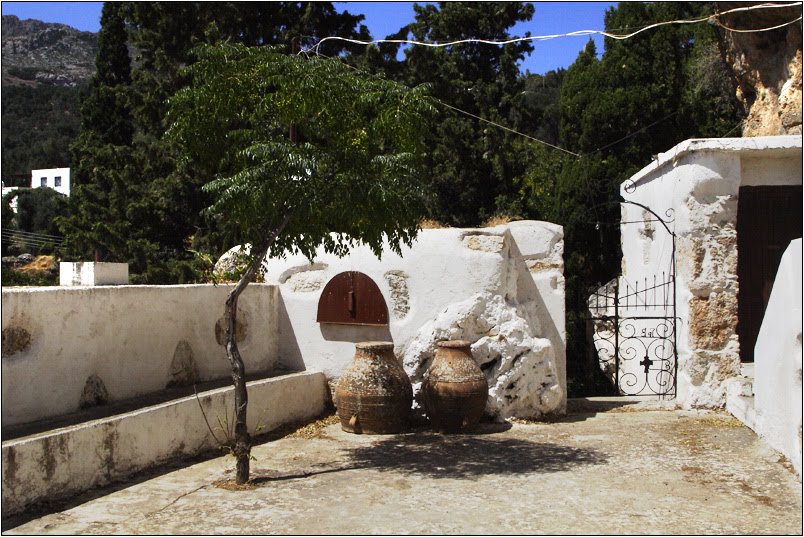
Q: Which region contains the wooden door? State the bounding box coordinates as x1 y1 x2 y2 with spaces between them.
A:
736 185 803 362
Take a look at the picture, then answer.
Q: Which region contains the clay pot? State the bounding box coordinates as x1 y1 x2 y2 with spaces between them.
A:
336 341 413 434
422 340 489 433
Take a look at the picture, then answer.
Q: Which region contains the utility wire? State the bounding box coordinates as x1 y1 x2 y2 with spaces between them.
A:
591 109 682 155
436 101 580 157
1 229 63 241
310 48 581 157
308 2 803 55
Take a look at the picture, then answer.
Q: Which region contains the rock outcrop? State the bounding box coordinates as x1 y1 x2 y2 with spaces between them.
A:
1 15 97 87
401 292 563 421
716 2 802 136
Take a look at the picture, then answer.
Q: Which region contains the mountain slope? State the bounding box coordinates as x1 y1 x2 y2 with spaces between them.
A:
2 14 97 87
1 15 97 181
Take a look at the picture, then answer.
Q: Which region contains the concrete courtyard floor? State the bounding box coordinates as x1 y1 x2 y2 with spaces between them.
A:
4 398 802 535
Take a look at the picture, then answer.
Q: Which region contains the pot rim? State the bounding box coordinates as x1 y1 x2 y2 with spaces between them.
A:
355 341 394 351
436 339 472 349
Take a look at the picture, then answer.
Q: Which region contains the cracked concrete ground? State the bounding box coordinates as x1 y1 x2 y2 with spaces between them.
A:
4 399 802 535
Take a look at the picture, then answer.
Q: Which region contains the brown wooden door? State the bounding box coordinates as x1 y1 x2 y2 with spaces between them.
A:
317 271 389 326
736 185 803 362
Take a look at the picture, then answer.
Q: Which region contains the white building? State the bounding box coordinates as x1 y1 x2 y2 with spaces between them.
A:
31 167 70 197
594 135 802 475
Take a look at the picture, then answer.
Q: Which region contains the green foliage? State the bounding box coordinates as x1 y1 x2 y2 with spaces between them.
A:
509 1 743 395
15 188 69 238
1 84 83 180
401 2 535 226
1 268 58 287
168 43 435 261
58 2 378 283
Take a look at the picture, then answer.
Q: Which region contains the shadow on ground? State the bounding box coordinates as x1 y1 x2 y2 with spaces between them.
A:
250 432 607 485
349 434 608 478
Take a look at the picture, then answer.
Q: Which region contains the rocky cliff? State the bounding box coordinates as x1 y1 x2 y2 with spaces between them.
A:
1 14 97 87
716 2 803 136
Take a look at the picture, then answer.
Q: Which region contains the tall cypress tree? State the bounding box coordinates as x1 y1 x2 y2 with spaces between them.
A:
59 2 135 263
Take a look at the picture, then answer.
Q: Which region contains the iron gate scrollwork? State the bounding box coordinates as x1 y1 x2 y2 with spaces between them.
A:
587 200 678 397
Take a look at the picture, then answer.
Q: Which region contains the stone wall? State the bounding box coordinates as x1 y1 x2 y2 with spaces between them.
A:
261 220 567 420
1 284 280 426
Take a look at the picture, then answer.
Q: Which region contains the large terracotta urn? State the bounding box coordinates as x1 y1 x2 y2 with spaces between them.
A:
422 340 489 433
336 341 413 434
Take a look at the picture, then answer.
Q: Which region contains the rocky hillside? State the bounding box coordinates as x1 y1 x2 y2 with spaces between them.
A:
2 14 97 87
716 2 802 136
1 16 97 180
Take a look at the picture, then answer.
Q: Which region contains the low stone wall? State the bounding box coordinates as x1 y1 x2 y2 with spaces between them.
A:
753 239 802 476
1 371 328 516
1 284 280 426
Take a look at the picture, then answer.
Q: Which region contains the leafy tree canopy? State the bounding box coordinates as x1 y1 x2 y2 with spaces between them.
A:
168 42 436 261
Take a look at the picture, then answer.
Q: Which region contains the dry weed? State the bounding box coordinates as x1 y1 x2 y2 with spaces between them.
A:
18 255 55 274
482 215 520 227
418 218 447 229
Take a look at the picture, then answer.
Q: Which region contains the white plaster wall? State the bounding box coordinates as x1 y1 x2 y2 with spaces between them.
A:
1 284 280 426
619 136 802 408
262 220 566 416
1 371 327 516
753 239 802 477
59 262 129 286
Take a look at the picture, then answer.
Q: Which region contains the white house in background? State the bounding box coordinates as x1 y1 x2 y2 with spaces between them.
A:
31 167 70 197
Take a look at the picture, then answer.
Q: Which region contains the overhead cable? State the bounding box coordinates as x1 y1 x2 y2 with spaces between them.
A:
436 101 581 157
308 2 802 55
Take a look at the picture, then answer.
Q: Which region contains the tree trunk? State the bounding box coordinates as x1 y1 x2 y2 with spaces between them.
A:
223 214 290 484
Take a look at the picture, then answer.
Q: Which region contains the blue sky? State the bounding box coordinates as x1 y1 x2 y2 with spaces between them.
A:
1 1 616 75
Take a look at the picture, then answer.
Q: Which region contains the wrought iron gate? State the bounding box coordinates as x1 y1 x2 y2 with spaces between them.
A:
586 200 678 397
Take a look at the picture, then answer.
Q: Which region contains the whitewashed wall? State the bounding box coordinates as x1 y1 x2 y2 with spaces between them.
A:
1 284 280 426
617 136 802 408
753 239 802 476
263 220 567 420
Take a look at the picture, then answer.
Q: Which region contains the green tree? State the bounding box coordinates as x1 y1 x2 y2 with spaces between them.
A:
58 2 376 281
168 43 434 483
15 188 69 239
1 84 84 179
532 2 742 394
402 2 535 225
58 2 135 264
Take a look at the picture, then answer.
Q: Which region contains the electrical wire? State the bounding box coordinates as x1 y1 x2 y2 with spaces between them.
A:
714 15 803 33
592 109 682 155
436 101 580 157
307 2 803 55
311 48 581 157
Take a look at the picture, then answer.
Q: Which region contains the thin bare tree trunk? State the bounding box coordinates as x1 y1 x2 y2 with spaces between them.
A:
224 213 290 484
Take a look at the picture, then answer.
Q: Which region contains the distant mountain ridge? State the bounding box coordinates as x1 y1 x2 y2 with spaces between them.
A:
2 14 97 87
